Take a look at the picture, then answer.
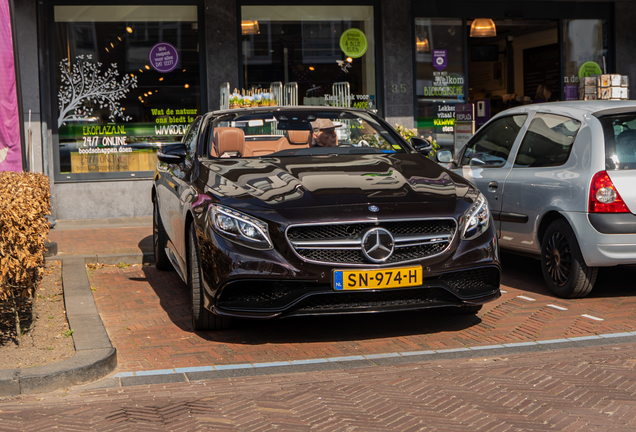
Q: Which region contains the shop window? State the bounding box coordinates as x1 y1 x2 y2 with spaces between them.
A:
53 5 201 179
240 5 376 109
514 114 580 168
414 18 465 150
563 19 608 99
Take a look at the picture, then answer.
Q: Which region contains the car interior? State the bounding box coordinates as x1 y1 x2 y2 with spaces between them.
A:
211 127 311 158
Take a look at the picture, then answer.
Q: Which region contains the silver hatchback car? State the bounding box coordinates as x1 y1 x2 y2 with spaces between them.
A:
439 101 636 298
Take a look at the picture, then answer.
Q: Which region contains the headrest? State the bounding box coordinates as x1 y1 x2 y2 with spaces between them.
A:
286 130 312 145
213 127 245 157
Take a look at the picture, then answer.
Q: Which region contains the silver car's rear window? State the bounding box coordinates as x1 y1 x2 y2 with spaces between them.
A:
599 114 636 170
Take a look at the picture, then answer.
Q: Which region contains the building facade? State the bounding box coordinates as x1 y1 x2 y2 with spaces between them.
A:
8 0 636 220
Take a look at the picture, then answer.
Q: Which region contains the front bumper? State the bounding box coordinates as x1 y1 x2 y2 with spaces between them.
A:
198 221 501 319
212 266 500 318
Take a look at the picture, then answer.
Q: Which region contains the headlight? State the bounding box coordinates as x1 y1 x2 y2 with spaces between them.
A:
460 193 490 240
208 204 273 250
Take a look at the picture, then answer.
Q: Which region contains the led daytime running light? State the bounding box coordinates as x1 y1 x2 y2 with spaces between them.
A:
461 193 490 240
209 204 273 250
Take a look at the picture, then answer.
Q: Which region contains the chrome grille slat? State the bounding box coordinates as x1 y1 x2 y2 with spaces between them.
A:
286 218 457 266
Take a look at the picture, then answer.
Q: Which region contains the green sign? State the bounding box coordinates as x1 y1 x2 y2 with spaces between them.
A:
339 28 368 58
578 61 602 80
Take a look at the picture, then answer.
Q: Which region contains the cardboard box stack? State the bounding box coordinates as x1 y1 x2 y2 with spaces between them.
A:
580 74 629 100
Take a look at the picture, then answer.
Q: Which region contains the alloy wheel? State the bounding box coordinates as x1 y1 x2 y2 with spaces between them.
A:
544 231 572 287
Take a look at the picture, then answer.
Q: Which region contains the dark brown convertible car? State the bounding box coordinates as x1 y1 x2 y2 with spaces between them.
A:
152 107 500 330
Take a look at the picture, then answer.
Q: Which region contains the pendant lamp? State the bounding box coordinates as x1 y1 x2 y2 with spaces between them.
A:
416 36 430 53
470 18 496 37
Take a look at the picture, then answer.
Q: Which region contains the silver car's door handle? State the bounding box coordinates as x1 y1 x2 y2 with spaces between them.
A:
488 181 499 191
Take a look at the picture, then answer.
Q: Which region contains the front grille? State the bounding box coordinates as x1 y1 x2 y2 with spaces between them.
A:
299 243 449 264
439 267 500 297
287 220 453 240
287 219 456 265
291 288 459 313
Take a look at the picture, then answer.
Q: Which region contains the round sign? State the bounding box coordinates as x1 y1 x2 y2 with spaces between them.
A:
578 61 602 80
148 42 179 73
339 28 368 58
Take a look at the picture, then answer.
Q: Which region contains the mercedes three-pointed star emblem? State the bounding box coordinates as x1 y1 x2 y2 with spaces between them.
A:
361 227 395 263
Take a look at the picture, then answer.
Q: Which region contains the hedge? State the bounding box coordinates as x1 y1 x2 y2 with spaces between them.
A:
0 172 51 345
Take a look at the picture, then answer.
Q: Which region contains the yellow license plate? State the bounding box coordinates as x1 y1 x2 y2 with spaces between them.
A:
333 266 422 290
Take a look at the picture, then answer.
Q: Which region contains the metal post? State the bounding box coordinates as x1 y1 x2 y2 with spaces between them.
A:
283 82 298 106
331 82 351 107
270 81 283 106
219 82 230 110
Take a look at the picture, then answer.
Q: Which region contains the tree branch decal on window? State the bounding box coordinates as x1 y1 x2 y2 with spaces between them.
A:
57 55 138 128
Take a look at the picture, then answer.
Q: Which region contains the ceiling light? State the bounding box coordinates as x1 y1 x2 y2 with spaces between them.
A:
145 65 150 70
346 57 353 63
241 20 260 35
309 66 315 71
416 36 430 53
470 18 496 37
184 84 190 89
159 77 164 81
126 27 133 33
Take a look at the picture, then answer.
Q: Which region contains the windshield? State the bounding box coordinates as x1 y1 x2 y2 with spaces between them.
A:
206 109 407 158
599 114 636 170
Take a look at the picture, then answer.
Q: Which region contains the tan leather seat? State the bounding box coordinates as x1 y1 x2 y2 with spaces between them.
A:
278 130 311 151
213 127 245 157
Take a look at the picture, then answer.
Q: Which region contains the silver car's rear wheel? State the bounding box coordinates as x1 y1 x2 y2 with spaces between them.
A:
541 219 597 298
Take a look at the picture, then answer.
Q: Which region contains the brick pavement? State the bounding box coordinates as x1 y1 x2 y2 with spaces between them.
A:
48 226 153 256
2 341 636 430
87 252 636 373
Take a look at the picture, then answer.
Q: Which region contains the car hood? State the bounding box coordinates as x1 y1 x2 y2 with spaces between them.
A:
199 153 472 210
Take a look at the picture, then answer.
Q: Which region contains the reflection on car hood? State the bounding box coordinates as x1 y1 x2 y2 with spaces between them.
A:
199 153 470 209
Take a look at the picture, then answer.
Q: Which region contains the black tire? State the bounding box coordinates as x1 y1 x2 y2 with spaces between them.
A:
541 219 597 298
153 199 172 271
188 225 232 331
454 305 482 315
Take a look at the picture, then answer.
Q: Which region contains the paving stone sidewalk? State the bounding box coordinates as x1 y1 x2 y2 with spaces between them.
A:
88 260 636 375
2 341 636 430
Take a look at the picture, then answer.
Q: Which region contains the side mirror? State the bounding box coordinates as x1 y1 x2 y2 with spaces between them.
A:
410 137 432 155
436 150 453 164
157 142 187 164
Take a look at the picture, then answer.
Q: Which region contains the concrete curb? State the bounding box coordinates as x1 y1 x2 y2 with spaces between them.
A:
47 252 155 266
0 257 118 397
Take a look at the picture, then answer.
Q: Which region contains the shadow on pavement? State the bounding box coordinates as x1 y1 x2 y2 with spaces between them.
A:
138 235 153 255
499 251 636 299
139 265 483 346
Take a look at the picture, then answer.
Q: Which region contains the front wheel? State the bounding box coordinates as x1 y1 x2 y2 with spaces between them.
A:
188 225 232 331
540 219 597 298
153 199 172 271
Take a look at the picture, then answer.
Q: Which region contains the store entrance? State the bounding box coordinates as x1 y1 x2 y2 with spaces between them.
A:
466 19 559 123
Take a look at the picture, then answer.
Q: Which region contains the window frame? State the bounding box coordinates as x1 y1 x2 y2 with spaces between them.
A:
45 0 207 183
512 113 581 168
459 114 527 168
